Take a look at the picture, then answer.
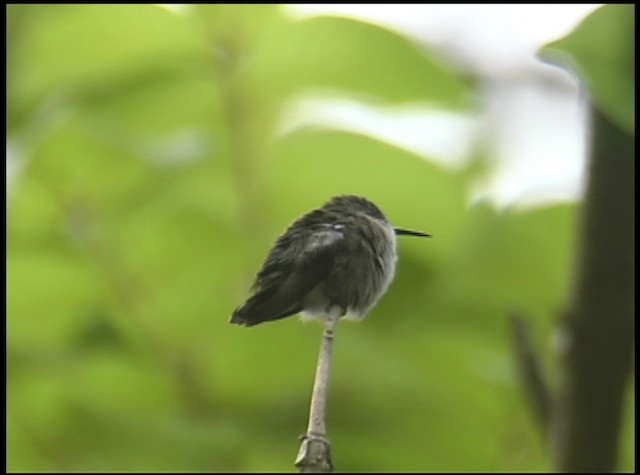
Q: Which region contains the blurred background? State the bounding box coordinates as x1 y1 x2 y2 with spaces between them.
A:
6 4 634 472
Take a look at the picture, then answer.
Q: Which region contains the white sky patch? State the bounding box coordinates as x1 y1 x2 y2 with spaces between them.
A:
279 96 477 170
286 4 602 51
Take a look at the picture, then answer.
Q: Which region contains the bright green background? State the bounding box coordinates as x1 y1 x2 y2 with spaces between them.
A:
7 4 634 472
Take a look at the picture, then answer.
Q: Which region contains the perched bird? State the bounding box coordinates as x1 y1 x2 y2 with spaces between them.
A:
230 195 430 327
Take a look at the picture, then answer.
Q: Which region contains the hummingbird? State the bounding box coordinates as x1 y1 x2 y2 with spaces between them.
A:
230 195 430 327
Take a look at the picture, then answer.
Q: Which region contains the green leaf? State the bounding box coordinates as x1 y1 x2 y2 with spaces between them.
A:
253 16 470 107
8 4 209 123
540 4 634 134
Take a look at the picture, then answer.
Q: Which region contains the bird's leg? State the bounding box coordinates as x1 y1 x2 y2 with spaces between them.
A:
294 305 343 473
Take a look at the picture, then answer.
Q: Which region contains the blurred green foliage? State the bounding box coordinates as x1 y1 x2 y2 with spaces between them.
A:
541 4 635 135
6 4 633 472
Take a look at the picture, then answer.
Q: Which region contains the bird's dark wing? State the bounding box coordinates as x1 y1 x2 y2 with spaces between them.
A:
230 226 345 326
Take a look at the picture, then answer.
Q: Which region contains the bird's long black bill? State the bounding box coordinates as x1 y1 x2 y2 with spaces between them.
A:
394 228 431 238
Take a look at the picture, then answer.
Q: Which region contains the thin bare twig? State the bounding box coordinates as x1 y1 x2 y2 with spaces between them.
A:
294 307 343 473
